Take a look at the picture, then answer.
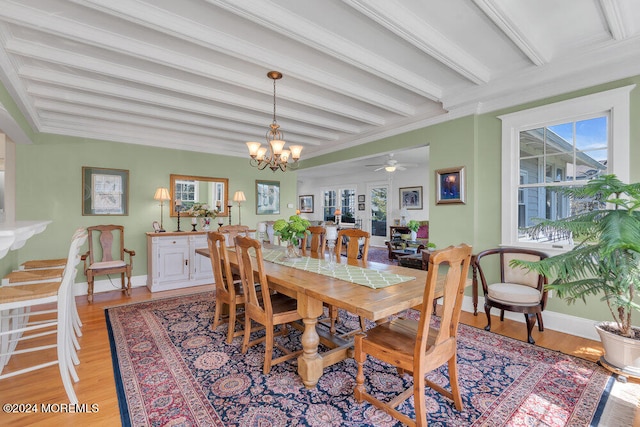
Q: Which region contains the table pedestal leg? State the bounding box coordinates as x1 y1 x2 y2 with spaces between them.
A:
298 317 323 388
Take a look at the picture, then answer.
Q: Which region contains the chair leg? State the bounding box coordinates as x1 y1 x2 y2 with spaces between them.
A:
525 313 536 344
447 356 463 411
484 304 492 331
263 327 274 374
536 312 544 331
212 301 223 331
87 277 94 303
241 316 251 354
226 303 238 344
353 333 366 403
414 368 428 426
359 316 366 332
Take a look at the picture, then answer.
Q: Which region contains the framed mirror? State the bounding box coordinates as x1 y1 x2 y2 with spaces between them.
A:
169 174 229 217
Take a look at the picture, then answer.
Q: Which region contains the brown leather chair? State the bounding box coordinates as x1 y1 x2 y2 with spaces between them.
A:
82 225 134 303
354 244 472 426
235 235 303 374
473 247 548 344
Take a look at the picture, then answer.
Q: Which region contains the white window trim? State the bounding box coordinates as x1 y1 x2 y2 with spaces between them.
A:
499 85 634 253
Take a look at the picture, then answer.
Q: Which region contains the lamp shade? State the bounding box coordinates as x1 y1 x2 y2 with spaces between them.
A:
154 187 170 201
334 209 341 216
233 191 246 203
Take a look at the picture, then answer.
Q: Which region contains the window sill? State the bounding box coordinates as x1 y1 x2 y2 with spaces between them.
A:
0 220 52 259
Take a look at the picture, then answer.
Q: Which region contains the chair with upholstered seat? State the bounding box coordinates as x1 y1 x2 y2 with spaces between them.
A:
473 247 548 344
208 231 257 344
235 235 303 374
0 228 88 404
82 225 134 303
354 244 472 427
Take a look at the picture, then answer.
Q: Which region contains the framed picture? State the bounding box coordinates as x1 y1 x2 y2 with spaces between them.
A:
256 180 280 215
399 186 423 210
436 166 465 205
82 166 129 215
299 195 314 213
358 203 365 211
393 218 401 226
357 194 365 202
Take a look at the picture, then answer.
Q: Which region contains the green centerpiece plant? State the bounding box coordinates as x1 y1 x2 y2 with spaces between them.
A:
273 215 311 258
513 175 640 374
407 220 421 233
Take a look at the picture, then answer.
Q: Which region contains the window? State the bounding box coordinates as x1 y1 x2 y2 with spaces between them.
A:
175 179 199 209
323 186 356 223
500 85 633 251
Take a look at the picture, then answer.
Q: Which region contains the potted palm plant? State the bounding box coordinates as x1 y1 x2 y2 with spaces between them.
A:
514 175 640 376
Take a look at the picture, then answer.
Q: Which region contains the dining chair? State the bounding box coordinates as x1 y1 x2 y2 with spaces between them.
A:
303 226 326 255
327 229 371 334
218 224 250 247
473 247 548 344
0 228 88 404
334 228 370 262
82 225 135 303
234 235 303 374
208 232 247 344
354 244 472 427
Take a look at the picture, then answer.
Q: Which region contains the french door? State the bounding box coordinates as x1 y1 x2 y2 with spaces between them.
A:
367 183 389 246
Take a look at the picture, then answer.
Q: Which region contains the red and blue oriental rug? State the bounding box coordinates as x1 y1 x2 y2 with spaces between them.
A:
105 292 627 426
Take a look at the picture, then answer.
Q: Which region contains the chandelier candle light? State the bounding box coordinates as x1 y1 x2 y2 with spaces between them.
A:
246 71 303 172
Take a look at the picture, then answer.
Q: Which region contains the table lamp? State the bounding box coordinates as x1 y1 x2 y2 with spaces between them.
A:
233 191 246 225
153 187 171 232
334 209 341 225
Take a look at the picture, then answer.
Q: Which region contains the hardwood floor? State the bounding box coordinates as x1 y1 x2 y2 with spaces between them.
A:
0 285 609 426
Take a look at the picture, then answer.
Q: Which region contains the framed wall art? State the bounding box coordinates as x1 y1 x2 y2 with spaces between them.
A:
82 166 129 215
256 180 280 215
435 166 465 205
299 195 314 213
358 203 365 211
399 186 423 210
358 194 365 202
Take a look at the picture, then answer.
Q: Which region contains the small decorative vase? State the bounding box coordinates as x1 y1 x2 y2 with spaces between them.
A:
410 230 417 241
285 242 302 259
200 217 211 231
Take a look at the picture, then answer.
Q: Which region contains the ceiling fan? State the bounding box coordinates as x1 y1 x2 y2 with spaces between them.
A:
365 153 417 172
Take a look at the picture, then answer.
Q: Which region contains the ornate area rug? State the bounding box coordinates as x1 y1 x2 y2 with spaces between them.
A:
106 292 626 426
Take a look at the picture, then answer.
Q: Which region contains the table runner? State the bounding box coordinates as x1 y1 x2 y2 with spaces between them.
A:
260 248 415 289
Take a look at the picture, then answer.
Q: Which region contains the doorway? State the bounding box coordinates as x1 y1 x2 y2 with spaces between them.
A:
367 183 388 246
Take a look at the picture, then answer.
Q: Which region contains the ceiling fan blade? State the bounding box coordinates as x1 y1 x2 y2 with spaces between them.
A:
373 166 385 171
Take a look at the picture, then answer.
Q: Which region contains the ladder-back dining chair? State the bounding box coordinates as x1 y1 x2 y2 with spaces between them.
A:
208 231 256 344
234 235 303 374
218 224 250 247
303 226 326 255
354 244 472 426
473 247 548 344
82 225 134 303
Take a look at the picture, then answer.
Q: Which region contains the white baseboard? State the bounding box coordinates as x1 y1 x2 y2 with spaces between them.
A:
460 295 600 342
74 274 148 297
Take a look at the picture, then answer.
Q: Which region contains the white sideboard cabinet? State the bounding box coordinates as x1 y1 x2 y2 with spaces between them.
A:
146 231 214 292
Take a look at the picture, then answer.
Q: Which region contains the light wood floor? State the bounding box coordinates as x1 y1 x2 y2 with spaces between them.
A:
0 286 609 426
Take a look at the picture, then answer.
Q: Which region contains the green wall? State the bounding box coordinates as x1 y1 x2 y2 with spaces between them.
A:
4 75 640 324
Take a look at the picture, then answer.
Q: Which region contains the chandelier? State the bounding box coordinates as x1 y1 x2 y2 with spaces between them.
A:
246 71 303 172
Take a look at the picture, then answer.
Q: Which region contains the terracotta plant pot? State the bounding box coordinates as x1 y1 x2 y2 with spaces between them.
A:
595 321 640 377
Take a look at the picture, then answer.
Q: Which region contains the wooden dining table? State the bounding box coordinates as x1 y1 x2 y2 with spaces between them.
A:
196 245 469 388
